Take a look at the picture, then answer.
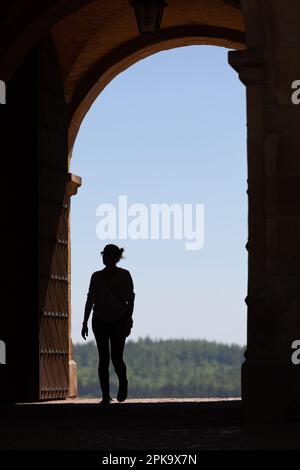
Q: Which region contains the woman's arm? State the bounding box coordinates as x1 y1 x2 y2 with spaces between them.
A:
127 298 135 318
82 273 96 340
127 272 135 318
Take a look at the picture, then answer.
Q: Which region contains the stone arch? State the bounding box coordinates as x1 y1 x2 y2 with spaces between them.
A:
1 0 298 425
67 24 245 155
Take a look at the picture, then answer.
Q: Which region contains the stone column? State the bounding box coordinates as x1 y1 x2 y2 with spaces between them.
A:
229 0 300 424
66 173 82 398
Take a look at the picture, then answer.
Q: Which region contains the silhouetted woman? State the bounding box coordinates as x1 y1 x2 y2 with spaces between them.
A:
81 244 135 405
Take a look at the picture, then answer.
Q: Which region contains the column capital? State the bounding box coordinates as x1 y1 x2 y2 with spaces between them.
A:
228 50 264 86
66 172 82 197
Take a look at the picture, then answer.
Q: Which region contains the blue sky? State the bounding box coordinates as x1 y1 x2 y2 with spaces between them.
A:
70 45 247 346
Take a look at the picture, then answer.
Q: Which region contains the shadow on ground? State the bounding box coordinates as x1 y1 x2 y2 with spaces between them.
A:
0 398 299 450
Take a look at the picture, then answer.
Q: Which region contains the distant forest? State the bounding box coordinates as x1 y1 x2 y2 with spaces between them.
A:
73 337 245 398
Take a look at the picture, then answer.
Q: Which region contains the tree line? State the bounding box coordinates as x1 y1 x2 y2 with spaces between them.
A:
73 337 245 398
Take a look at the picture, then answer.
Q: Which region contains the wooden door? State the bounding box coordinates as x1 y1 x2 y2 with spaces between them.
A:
38 35 69 400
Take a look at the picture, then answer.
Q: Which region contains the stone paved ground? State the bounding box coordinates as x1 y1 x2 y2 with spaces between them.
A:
0 398 299 450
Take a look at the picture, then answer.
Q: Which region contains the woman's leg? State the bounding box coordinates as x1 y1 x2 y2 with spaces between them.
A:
92 317 110 397
110 330 127 386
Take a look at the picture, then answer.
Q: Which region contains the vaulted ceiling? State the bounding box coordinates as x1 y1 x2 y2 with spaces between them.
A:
0 0 245 151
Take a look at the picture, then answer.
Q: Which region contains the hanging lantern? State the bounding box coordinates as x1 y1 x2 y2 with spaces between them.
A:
129 0 168 34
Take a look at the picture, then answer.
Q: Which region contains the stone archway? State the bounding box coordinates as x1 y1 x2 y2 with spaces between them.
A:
1 0 299 424
66 24 245 155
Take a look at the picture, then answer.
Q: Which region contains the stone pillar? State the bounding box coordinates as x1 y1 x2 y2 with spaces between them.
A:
229 0 300 424
66 173 82 398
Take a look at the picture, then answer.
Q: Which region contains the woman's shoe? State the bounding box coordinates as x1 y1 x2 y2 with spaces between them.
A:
117 379 128 402
99 395 113 406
